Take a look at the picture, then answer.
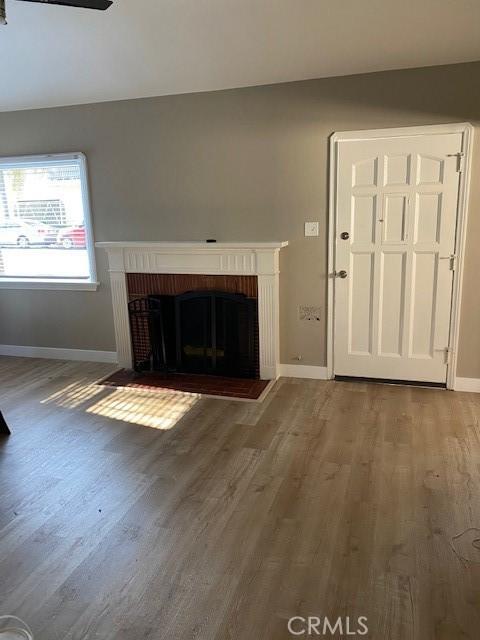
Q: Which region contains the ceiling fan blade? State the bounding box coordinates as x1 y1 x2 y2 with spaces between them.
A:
17 0 113 9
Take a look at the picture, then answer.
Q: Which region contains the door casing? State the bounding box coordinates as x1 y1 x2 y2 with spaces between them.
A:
327 123 474 390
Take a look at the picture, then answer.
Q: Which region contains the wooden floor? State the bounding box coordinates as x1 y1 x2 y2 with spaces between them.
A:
1 357 480 639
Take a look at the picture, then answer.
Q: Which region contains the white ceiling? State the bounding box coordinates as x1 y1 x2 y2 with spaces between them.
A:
1 0 480 112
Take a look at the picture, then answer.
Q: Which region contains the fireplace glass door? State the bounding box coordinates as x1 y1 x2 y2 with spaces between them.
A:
176 291 257 378
129 289 259 379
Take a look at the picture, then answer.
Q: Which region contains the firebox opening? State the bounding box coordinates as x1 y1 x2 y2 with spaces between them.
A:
128 289 260 379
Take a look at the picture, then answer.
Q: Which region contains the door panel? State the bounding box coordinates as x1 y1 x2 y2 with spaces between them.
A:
334 131 462 383
409 252 437 358
378 251 405 357
384 154 411 186
350 252 374 355
417 155 444 185
383 194 408 243
353 157 378 187
352 195 376 243
414 193 442 243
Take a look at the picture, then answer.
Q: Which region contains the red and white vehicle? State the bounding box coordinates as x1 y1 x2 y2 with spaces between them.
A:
57 225 86 249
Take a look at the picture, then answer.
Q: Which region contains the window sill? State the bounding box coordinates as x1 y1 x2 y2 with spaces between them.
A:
0 279 100 291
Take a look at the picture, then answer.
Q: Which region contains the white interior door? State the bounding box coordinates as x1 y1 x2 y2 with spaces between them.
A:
333 131 464 383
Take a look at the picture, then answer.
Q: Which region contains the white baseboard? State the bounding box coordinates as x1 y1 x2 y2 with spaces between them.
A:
280 365 480 392
5 345 474 392
279 364 329 380
454 377 480 393
0 344 118 364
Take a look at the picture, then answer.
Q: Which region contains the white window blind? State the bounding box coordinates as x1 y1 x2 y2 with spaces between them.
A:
0 153 97 287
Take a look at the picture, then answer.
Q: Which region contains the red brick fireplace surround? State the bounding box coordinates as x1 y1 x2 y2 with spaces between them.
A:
126 272 260 378
98 272 269 399
127 273 258 299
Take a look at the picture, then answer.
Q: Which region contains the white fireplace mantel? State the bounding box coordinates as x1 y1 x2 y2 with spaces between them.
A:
97 241 288 380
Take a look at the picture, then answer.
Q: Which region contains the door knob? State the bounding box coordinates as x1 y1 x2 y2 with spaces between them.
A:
340 232 350 240
336 270 348 279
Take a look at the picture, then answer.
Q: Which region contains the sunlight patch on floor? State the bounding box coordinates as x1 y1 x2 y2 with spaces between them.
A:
41 380 106 408
85 387 200 429
40 378 201 429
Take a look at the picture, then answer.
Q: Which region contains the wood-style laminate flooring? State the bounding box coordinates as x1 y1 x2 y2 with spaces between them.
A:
1 356 480 639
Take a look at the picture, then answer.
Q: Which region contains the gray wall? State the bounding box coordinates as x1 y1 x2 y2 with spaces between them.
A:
1 61 480 376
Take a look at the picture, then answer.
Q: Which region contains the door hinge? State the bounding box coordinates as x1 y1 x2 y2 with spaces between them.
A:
440 254 457 271
447 152 465 172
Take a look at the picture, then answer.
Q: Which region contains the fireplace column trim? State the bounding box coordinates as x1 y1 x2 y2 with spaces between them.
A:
97 242 288 380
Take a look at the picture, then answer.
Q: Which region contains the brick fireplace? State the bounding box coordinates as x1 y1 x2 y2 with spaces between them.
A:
97 242 288 380
127 273 260 378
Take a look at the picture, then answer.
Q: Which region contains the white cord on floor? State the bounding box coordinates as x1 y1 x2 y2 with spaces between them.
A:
0 616 34 639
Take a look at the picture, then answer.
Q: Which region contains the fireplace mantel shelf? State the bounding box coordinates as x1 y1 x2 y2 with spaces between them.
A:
98 240 288 379
96 241 288 250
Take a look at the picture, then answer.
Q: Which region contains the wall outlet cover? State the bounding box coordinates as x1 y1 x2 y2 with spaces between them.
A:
299 305 321 321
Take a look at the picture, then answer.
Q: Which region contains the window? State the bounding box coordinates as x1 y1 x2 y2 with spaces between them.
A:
0 153 97 289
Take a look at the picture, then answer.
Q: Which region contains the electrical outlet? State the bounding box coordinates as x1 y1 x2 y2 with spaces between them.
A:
299 305 321 322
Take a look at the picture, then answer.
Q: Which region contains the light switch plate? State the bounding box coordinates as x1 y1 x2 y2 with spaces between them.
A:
304 221 319 237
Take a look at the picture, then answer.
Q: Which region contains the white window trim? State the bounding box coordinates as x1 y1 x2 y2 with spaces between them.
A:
0 152 99 291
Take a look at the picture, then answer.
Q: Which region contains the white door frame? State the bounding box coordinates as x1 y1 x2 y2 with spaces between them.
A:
327 123 474 390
